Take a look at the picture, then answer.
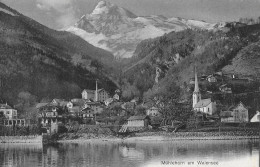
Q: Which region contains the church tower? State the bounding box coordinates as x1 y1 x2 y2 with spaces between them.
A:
193 67 201 108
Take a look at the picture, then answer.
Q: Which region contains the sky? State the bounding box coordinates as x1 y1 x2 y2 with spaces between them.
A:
1 0 260 29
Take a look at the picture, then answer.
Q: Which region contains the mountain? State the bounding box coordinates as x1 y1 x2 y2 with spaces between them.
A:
66 1 217 58
0 2 117 105
120 22 260 102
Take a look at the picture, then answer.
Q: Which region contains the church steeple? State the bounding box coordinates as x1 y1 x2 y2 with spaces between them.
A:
193 66 201 108
194 66 199 93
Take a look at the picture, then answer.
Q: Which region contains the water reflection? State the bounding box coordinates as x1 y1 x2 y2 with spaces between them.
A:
0 140 259 167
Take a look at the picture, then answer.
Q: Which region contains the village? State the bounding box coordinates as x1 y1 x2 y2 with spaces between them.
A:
0 68 259 139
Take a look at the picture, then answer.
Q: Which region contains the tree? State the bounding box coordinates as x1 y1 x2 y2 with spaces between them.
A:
15 91 38 119
135 105 146 116
147 82 192 126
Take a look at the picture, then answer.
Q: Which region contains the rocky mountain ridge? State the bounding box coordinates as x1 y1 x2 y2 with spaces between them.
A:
67 1 219 58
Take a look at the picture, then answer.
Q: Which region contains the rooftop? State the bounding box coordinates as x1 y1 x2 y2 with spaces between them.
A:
194 99 212 108
0 103 12 109
128 115 149 121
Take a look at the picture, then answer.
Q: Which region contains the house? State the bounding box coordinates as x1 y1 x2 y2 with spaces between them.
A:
219 84 232 94
127 115 150 127
104 98 114 106
146 107 160 116
250 111 260 122
82 89 95 100
51 99 68 108
113 93 120 101
97 89 110 102
85 102 103 114
68 106 81 116
150 116 163 128
206 75 217 83
0 103 17 119
81 107 95 119
122 102 136 111
0 103 29 126
130 98 139 104
194 99 217 115
220 102 249 123
67 102 73 109
38 104 65 127
36 103 48 109
115 89 121 94
69 98 91 109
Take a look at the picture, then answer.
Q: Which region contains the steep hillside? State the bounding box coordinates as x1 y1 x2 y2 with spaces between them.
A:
0 2 117 104
67 1 217 58
121 22 260 101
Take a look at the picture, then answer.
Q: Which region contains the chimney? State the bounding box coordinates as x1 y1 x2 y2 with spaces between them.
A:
95 80 98 102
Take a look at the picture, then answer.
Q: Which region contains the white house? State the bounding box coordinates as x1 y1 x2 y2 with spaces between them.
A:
0 103 17 119
194 99 217 115
250 111 260 122
206 75 217 83
113 93 120 100
104 98 114 106
82 89 95 100
67 102 73 109
146 107 160 116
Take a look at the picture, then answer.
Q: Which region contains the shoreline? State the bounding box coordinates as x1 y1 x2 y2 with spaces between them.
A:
0 135 42 144
0 132 259 144
57 132 260 144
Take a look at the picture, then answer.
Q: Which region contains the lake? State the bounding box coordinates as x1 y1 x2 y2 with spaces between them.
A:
0 139 259 167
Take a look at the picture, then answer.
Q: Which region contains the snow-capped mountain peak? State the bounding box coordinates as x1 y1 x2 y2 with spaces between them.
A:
66 1 217 58
90 0 137 18
91 1 112 15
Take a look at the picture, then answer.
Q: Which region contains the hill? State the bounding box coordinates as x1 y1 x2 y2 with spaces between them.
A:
121 22 260 103
0 2 117 105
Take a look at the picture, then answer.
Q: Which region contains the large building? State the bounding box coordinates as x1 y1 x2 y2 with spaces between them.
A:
192 67 216 115
82 80 109 102
0 103 17 119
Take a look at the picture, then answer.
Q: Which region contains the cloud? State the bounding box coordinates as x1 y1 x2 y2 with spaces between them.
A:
36 0 73 11
36 0 77 28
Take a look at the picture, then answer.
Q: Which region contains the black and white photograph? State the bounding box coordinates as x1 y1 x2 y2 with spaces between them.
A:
0 0 259 166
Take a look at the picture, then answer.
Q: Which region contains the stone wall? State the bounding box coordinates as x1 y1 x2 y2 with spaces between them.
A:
0 135 42 143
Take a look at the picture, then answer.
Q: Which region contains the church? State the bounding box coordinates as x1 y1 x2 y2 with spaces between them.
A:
192 68 217 115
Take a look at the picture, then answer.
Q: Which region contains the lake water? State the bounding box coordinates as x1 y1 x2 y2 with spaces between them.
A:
0 139 259 167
